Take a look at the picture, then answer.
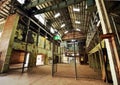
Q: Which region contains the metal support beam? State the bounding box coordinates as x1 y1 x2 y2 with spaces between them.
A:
36 28 40 46
16 8 53 37
24 0 54 9
73 31 77 80
74 40 77 80
95 0 119 84
32 0 84 14
52 40 55 77
22 18 30 73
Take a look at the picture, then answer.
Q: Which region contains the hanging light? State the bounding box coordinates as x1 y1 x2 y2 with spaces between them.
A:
75 21 81 24
61 24 65 28
54 13 60 18
76 29 81 31
73 8 80 12
71 39 75 42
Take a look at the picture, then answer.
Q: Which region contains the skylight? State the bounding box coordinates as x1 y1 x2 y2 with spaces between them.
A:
73 8 80 12
61 24 65 28
75 21 81 24
34 14 45 25
17 0 25 4
54 13 60 18
50 27 55 34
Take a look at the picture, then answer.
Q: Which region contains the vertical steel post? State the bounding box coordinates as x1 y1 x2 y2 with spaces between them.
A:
97 31 108 82
73 31 77 79
52 40 55 77
111 16 120 45
36 28 40 46
95 0 119 84
22 18 30 73
74 40 77 79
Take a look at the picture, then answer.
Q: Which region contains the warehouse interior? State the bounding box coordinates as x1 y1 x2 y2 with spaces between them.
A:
0 0 120 85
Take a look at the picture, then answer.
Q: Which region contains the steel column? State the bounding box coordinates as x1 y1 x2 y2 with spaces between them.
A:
74 40 77 79
22 18 30 73
52 40 55 77
95 0 119 84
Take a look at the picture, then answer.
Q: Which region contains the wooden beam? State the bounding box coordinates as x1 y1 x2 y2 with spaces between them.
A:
32 0 84 14
24 0 54 9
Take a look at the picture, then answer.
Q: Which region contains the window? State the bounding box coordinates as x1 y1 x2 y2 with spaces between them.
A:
17 0 25 4
34 14 46 25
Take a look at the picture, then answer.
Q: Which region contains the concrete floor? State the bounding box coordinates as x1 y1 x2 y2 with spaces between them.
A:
0 64 111 85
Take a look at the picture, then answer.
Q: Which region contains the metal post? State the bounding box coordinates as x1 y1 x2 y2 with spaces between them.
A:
97 31 108 82
22 18 30 73
111 16 120 46
74 40 77 80
52 40 55 77
95 0 119 84
60 47 61 63
36 28 40 46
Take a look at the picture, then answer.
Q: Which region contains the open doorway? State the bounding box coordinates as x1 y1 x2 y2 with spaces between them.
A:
9 50 30 70
36 54 44 66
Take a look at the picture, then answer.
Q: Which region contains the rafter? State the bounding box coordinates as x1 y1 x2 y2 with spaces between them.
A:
24 0 54 9
32 0 84 14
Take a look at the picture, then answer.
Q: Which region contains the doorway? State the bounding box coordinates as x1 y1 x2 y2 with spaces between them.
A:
36 54 44 66
9 50 29 69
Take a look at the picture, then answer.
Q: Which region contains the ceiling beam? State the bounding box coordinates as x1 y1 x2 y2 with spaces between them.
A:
24 0 54 9
32 0 84 15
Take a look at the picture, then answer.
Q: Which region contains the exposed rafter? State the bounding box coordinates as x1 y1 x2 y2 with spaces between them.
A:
32 0 84 14
62 31 86 40
24 0 54 9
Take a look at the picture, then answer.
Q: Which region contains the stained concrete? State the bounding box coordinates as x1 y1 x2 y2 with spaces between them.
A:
0 64 111 85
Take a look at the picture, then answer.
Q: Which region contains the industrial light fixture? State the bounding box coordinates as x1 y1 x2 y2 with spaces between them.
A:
85 4 88 9
75 21 81 24
54 13 60 18
45 36 48 39
71 39 75 42
71 53 74 56
76 29 81 31
73 8 80 12
61 24 65 28
64 31 68 34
